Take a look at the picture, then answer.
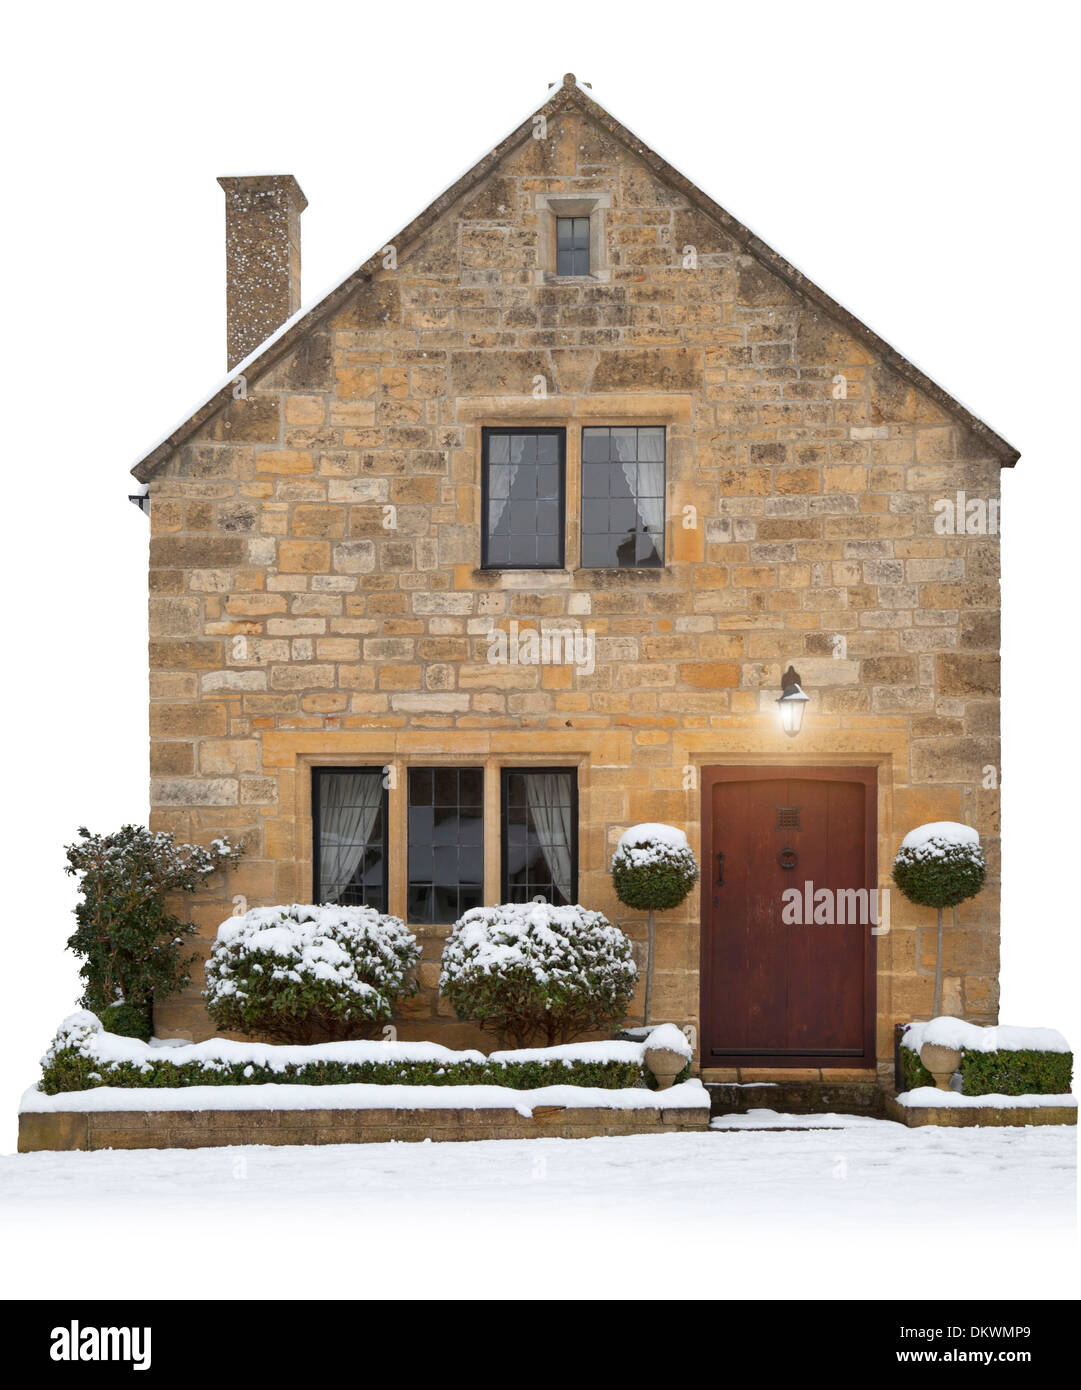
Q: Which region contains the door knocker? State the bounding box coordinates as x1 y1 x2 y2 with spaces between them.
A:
778 846 798 871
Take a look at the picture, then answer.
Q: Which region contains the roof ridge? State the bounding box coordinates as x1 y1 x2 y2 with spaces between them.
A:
131 77 1018 481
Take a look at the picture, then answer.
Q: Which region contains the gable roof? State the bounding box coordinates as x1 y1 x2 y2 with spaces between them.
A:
131 74 1019 482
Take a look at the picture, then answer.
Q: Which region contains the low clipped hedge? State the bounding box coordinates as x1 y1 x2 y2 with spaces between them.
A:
900 1033 1072 1097
900 1046 934 1091
40 1046 644 1097
961 1049 1073 1097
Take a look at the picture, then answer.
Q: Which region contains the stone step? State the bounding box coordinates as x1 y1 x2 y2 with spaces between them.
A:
705 1080 886 1119
710 1109 893 1132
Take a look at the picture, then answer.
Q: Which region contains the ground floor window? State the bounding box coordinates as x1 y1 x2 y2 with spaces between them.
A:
501 768 577 905
313 763 580 924
407 767 484 925
312 767 388 912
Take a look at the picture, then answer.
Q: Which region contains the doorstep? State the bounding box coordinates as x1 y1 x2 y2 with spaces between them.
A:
700 1068 879 1084
710 1109 894 1132
704 1072 886 1119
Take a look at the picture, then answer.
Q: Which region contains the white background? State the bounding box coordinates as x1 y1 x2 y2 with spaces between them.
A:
1 0 1077 1298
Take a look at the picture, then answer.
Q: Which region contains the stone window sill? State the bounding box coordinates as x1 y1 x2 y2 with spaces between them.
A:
470 568 572 584
541 272 609 285
572 567 665 584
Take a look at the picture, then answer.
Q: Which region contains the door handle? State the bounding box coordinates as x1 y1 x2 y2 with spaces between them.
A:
716 852 725 885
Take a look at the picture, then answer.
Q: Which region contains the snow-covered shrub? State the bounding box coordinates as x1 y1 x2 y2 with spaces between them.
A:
100 1002 153 1042
891 822 987 910
63 825 243 1036
39 1010 112 1094
439 902 637 1047
610 823 700 912
204 904 420 1044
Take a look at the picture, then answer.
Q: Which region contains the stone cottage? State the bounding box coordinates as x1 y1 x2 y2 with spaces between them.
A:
130 75 1017 1089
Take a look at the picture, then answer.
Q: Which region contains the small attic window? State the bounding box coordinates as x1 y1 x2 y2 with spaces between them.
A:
534 193 610 284
556 217 590 276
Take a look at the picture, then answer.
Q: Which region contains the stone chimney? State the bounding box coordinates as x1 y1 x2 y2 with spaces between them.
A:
217 174 308 370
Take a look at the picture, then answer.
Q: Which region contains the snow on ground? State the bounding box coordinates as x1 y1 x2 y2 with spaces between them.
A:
0 1118 1075 1301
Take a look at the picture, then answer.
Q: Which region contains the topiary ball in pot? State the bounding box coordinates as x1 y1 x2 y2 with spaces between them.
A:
610 824 700 1025
892 822 986 1019
204 903 420 1044
892 822 987 909
611 823 700 911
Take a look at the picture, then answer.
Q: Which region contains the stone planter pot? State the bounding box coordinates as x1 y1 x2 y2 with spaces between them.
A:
920 1041 962 1092
645 1046 686 1091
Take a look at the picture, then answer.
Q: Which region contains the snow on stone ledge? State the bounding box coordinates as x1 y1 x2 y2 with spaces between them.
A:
894 1087 1077 1109
20 1078 711 1117
902 1018 1071 1054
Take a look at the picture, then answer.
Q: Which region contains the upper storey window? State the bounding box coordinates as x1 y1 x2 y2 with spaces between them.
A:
556 217 590 276
581 426 666 568
482 428 565 570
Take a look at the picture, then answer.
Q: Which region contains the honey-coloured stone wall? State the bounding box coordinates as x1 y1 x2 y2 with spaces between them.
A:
141 87 1005 1074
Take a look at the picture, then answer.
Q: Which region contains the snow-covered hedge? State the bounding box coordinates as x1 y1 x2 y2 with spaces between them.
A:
891 822 986 910
611 823 700 912
204 904 421 1044
37 1011 690 1096
439 902 637 1047
900 1018 1073 1097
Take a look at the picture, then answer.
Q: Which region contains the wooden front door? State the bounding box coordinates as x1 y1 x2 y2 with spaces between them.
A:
700 767 877 1068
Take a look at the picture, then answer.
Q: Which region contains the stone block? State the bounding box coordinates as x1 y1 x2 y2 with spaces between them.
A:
18 1111 88 1152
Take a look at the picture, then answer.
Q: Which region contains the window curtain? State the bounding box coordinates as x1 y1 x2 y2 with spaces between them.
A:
487 434 523 533
524 772 574 902
615 429 664 562
632 428 665 542
487 464 517 533
319 772 383 903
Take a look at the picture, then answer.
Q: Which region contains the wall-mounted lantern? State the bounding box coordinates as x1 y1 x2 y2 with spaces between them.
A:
777 664 810 737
